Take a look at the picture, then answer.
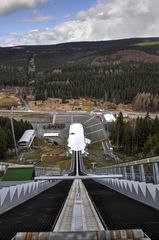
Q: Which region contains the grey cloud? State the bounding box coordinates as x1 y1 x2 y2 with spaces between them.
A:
0 0 47 15
1 0 159 46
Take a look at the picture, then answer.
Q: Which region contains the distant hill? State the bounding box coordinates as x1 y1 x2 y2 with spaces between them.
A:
1 37 159 70
1 37 159 111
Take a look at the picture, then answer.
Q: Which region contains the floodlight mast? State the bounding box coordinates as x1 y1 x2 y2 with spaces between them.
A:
10 106 18 156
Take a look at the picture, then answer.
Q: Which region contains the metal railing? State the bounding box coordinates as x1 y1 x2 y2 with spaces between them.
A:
94 156 159 184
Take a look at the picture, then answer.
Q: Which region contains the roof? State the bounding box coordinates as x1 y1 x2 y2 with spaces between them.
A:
18 129 35 144
8 165 34 168
104 113 116 122
43 132 59 137
68 123 86 153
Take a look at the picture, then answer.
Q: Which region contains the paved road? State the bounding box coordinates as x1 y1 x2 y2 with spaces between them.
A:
1 109 158 120
110 110 158 119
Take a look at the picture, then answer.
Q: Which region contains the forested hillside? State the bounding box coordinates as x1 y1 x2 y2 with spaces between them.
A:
1 38 159 111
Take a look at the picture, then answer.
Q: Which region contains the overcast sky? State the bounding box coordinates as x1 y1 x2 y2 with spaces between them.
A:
0 0 159 46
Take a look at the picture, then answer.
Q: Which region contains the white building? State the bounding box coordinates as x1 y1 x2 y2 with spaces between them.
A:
18 129 35 148
67 123 90 154
104 112 116 123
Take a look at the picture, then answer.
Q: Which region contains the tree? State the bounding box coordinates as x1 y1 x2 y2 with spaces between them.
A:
122 123 133 154
0 116 33 158
116 112 124 148
144 135 154 155
0 128 7 158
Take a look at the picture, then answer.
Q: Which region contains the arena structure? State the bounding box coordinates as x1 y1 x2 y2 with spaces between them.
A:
0 112 157 240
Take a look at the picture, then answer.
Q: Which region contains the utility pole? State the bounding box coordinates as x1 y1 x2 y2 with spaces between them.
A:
10 106 18 156
36 123 40 148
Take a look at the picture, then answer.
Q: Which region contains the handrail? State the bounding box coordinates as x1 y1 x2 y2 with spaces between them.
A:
97 155 159 169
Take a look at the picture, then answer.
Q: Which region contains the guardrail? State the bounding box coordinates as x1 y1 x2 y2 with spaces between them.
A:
94 156 159 184
35 166 61 176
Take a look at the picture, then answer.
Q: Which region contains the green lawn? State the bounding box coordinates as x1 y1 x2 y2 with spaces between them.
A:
2 167 34 181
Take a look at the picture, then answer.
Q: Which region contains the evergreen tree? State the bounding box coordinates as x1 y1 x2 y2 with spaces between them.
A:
0 128 7 158
116 112 124 148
